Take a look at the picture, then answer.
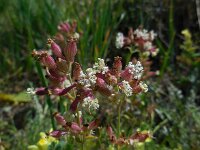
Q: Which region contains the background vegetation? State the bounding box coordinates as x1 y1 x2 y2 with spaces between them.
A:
0 0 199 149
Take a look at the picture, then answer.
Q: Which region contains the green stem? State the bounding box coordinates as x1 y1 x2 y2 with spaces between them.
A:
117 100 122 137
46 95 56 130
152 119 168 134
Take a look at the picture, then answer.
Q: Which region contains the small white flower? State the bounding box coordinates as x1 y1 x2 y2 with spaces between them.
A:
82 97 99 111
152 48 159 57
89 75 97 84
86 68 96 76
27 88 35 95
93 58 108 74
134 29 149 40
72 111 82 118
144 41 153 51
90 130 95 135
139 82 148 92
80 71 86 78
143 51 150 57
127 61 144 79
115 32 124 49
149 30 157 40
121 80 133 96
73 32 80 40
79 78 91 87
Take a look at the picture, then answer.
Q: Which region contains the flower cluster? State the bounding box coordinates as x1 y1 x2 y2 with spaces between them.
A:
116 26 159 56
106 126 151 146
29 21 151 148
48 112 99 138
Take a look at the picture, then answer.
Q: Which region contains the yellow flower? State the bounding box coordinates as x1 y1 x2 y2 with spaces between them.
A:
28 131 58 150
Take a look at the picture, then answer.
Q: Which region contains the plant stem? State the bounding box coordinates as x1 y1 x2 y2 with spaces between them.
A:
152 119 168 134
117 100 122 137
35 62 56 129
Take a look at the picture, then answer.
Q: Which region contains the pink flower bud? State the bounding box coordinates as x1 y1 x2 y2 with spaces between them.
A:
48 39 64 58
70 97 81 112
56 58 69 74
105 73 117 85
106 126 116 142
58 83 77 96
46 69 66 83
49 130 67 138
88 120 99 130
96 78 112 96
80 88 94 99
64 40 77 62
115 138 126 145
120 68 133 81
132 85 142 94
112 56 122 77
70 122 82 134
58 22 71 33
130 132 150 142
54 112 66 126
35 87 49 95
42 55 57 69
72 62 82 81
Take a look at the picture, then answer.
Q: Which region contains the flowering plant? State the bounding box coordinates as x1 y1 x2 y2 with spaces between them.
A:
28 21 152 149
116 26 159 57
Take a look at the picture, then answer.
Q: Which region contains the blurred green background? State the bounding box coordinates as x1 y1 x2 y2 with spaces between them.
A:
0 0 200 149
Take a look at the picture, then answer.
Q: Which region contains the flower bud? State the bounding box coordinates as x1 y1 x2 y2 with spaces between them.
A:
132 85 142 94
58 22 71 33
58 83 77 96
105 73 117 85
64 39 77 62
42 55 57 69
56 58 69 74
49 130 67 138
113 56 122 69
96 78 112 96
130 131 150 142
106 126 116 142
35 87 49 95
88 120 99 130
72 62 82 81
120 68 133 81
115 138 126 145
46 69 66 83
70 97 81 112
54 112 66 126
71 122 82 133
48 39 63 58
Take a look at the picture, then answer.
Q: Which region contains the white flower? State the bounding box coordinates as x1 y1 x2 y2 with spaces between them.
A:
134 29 149 40
79 78 91 87
72 111 82 118
73 32 80 40
115 32 124 49
89 75 97 84
80 71 86 78
93 58 108 74
144 41 153 51
149 30 157 40
139 82 148 92
86 68 96 76
82 97 99 111
27 88 35 95
121 80 133 96
127 61 144 79
152 48 159 57
90 130 95 135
